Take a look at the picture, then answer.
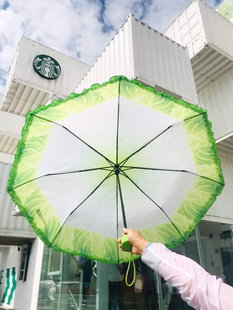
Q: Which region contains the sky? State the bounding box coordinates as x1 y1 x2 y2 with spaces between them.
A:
0 0 223 94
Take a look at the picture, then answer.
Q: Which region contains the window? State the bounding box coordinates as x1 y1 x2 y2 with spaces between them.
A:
199 221 233 286
19 241 32 282
37 222 233 309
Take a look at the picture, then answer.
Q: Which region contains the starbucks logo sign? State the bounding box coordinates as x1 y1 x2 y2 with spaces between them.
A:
33 55 61 79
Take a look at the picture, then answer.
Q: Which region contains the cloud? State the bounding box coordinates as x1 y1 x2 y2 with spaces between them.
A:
0 0 115 93
0 0 224 94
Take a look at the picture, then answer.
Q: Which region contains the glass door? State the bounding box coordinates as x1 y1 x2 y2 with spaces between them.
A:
37 248 96 310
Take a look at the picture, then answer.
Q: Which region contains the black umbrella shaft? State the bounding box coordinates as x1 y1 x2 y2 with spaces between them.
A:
116 174 127 228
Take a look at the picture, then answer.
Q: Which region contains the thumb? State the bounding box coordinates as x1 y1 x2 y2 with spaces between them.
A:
123 228 129 235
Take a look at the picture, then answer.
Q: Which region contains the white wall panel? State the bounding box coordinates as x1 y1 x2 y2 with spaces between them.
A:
5 36 90 99
131 17 198 104
200 0 233 60
0 246 21 307
76 15 198 105
205 152 233 223
0 112 24 138
14 238 44 310
198 67 233 140
165 0 233 61
76 16 135 93
165 1 206 57
0 163 34 237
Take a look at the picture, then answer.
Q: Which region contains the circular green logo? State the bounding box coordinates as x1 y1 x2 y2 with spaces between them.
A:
33 55 61 79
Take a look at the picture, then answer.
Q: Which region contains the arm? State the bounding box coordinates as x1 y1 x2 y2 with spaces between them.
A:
119 228 233 310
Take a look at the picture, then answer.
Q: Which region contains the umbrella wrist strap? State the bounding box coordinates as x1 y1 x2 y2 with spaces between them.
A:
125 253 136 287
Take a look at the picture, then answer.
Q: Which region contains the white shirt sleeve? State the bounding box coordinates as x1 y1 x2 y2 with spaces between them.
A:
141 243 232 310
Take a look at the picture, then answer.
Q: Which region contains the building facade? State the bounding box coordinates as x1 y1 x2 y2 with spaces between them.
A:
0 1 233 309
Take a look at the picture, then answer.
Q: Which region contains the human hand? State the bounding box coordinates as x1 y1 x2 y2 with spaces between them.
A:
118 228 150 255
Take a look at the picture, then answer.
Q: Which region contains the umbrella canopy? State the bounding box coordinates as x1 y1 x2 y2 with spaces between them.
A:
7 76 224 264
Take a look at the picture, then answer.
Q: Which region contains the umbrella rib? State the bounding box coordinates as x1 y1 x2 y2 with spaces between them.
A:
31 114 115 166
48 169 115 248
115 77 121 165
116 174 127 228
122 166 224 186
7 166 113 191
120 170 186 242
120 111 207 166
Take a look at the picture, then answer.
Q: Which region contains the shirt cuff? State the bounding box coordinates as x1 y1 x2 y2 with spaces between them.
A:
141 243 165 272
146 242 153 249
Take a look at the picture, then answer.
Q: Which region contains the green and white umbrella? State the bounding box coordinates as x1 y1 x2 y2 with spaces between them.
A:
7 76 224 264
